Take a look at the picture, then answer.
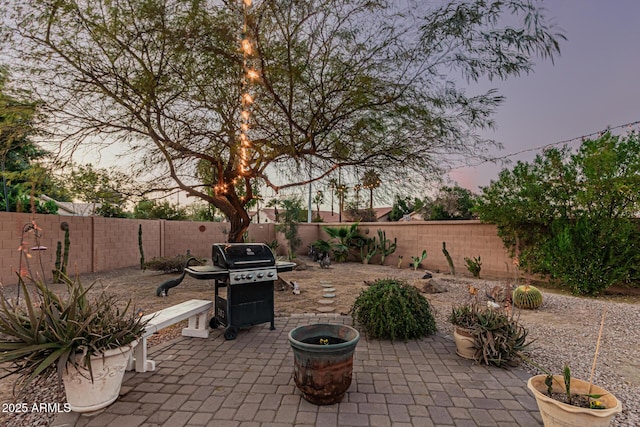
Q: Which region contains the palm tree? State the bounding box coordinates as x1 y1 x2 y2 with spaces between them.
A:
362 170 381 210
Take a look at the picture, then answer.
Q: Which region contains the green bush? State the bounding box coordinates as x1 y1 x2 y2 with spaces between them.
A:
350 278 436 340
542 217 639 295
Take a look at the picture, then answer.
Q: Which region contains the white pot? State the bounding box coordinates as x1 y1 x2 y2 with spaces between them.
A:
62 340 137 413
527 375 622 427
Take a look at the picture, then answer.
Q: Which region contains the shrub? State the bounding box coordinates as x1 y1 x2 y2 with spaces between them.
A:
541 217 639 295
350 278 436 340
145 253 204 273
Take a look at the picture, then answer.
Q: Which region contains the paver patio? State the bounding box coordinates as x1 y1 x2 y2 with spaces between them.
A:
52 314 543 427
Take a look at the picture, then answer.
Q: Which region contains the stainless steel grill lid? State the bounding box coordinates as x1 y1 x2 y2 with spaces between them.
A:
212 243 276 269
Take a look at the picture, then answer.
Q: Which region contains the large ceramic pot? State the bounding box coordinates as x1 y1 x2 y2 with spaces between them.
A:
288 323 359 405
527 375 622 427
452 327 475 360
62 340 137 413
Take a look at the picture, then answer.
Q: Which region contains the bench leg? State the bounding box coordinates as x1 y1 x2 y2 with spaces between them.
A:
182 312 210 338
127 337 156 373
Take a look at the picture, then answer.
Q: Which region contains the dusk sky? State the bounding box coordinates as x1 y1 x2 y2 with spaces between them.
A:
449 0 640 192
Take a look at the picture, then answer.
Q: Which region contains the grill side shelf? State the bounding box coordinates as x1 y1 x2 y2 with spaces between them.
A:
184 266 229 281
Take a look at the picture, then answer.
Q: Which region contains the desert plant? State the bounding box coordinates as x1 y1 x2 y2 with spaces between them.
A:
350 278 436 341
275 198 303 260
53 241 63 283
376 229 397 265
471 308 529 367
323 223 362 262
442 242 456 275
61 222 70 276
411 250 427 271
0 274 149 393
145 253 204 273
449 302 480 329
265 239 279 251
360 237 378 264
512 284 543 309
464 255 482 278
138 224 145 270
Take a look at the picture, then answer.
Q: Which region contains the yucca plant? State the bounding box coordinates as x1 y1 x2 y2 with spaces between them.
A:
0 274 148 394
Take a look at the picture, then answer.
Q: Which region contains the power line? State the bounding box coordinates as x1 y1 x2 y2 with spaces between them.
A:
450 119 640 170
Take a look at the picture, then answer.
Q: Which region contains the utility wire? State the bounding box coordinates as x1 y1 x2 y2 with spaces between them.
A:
450 119 640 170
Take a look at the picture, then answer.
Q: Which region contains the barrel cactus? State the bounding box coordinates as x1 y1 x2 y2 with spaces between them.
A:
512 285 543 309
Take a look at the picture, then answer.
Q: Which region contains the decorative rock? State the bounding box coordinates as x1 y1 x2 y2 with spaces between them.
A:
316 306 335 313
293 261 308 271
323 287 336 292
317 299 334 305
321 284 333 288
419 278 448 294
322 293 336 298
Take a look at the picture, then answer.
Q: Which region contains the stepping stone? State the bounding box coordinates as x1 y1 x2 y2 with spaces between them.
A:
316 306 335 313
317 299 334 305
323 287 336 292
321 284 333 288
323 293 336 298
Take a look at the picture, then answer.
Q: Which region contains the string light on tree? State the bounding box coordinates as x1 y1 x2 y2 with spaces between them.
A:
238 0 259 176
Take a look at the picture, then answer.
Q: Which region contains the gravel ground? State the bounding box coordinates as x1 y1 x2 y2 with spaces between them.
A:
1 270 638 426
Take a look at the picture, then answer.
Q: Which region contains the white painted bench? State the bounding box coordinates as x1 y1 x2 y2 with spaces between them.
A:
128 299 213 373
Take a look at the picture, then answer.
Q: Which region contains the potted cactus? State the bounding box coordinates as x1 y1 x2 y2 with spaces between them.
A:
527 309 622 426
0 275 148 413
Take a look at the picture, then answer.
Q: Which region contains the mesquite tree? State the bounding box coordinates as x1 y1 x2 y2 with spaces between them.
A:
2 0 564 241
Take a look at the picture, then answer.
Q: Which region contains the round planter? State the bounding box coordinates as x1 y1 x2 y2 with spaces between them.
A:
62 340 137 413
288 323 359 405
527 375 622 427
453 327 475 360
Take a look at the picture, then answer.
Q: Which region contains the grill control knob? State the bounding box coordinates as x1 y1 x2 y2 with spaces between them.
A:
246 274 254 280
267 271 275 277
257 273 264 278
234 275 241 281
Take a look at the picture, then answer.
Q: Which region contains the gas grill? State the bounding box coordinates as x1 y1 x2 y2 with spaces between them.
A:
184 243 295 340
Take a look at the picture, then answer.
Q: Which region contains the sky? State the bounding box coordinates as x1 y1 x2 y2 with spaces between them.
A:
448 0 640 192
27 0 640 206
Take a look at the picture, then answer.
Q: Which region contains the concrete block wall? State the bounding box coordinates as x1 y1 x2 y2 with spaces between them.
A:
295 221 512 279
0 212 513 286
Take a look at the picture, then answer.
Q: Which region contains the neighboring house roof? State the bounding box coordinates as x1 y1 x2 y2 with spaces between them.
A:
253 207 393 223
40 195 102 216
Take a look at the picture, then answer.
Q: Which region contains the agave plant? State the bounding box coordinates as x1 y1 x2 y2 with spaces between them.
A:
0 275 148 393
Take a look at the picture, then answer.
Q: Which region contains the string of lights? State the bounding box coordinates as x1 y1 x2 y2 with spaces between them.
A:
239 0 258 175
214 0 258 196
450 119 640 170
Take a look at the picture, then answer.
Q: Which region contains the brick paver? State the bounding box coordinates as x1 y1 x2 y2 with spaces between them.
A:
52 315 543 426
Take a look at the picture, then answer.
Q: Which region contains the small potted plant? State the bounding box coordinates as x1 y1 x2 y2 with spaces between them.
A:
0 275 149 413
448 287 530 367
448 302 478 360
526 309 622 426
288 323 360 405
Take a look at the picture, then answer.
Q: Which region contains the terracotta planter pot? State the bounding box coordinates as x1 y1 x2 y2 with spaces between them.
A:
288 323 359 405
453 326 475 360
527 375 622 427
62 341 137 413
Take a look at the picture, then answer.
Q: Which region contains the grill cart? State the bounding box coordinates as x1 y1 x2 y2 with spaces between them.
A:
185 243 295 340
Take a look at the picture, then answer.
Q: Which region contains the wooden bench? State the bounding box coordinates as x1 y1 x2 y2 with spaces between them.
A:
128 299 213 373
